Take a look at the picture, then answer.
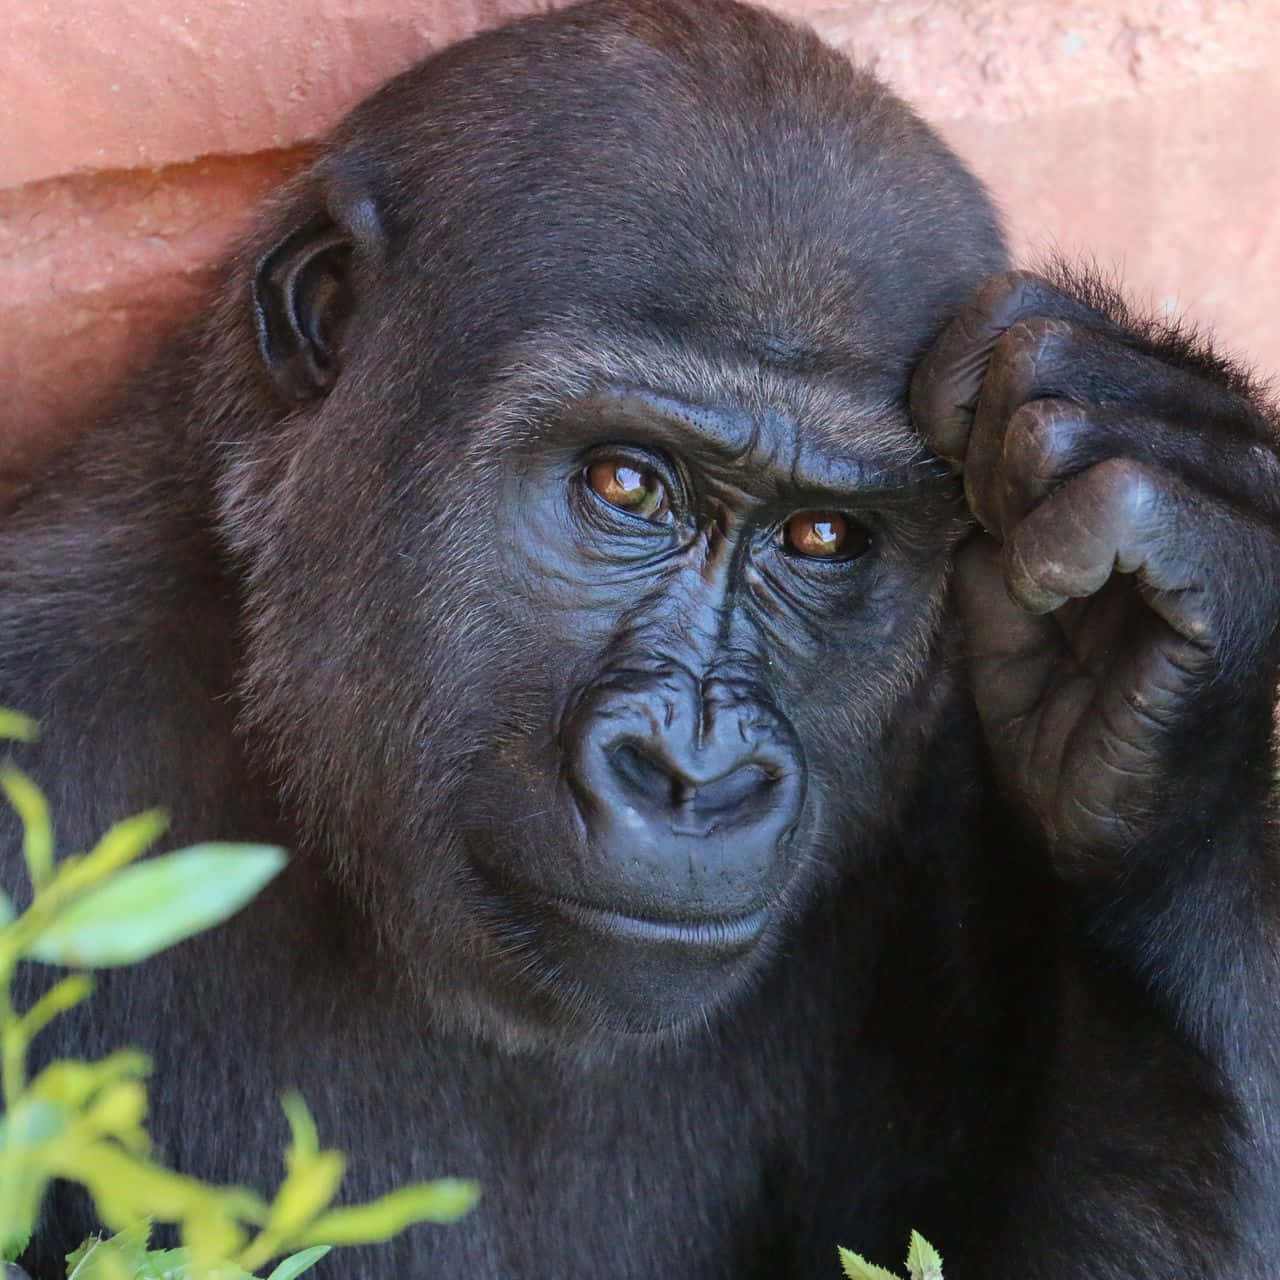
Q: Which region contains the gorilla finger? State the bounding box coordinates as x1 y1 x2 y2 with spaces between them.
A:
964 314 1280 536
1004 459 1182 615
1004 457 1280 653
995 401 1280 533
909 270 1107 465
997 400 1095 534
955 534 1068 733
965 315 1080 535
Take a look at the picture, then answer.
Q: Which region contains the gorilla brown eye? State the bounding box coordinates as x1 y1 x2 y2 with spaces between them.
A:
585 459 670 521
780 511 869 560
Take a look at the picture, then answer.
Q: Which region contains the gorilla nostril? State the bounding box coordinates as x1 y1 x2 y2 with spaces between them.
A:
608 742 682 810
686 763 776 820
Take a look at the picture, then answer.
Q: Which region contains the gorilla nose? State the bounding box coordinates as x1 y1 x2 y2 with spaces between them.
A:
563 668 805 920
607 740 780 831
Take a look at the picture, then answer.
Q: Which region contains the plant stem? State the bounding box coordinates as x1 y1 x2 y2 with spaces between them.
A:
0 960 23 1108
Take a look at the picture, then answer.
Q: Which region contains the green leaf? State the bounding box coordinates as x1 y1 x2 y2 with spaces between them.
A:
905 1231 943 1280
83 1079 149 1149
29 844 286 967
0 1164 43 1261
0 711 38 743
267 1150 344 1237
839 1246 903 1280
0 1096 69 1149
29 1050 150 1110
137 1249 207 1280
299 1179 480 1246
69 1241 254 1280
133 1249 199 1280
65 1229 237 1280
281 1092 319 1162
0 1100 67 1259
66 1222 151 1280
66 1240 131 1280
75 811 170 885
265 1245 332 1280
64 1234 103 1277
66 1141 265 1236
0 766 54 891
181 1202 248 1272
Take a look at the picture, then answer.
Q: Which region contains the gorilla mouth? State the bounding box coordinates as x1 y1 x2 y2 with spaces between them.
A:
470 858 771 958
549 895 769 955
467 858 776 1030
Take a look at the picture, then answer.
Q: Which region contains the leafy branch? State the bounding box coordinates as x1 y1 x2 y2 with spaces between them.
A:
840 1230 944 1280
0 713 477 1279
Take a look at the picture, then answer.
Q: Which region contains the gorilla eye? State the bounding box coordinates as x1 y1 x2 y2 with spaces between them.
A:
585 459 671 522
780 511 870 560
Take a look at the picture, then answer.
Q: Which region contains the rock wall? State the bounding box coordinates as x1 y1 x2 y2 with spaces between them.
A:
3 0 1278 499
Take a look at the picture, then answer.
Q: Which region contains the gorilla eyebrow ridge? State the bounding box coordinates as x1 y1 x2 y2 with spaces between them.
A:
472 327 940 497
569 386 947 499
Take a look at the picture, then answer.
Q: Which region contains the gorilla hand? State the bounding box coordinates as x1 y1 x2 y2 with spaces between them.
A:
909 269 1280 872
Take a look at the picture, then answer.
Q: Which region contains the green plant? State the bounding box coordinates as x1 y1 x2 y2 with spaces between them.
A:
839 1231 943 1280
0 710 478 1279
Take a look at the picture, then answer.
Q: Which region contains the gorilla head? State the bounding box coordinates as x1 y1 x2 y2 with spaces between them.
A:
209 0 1005 1042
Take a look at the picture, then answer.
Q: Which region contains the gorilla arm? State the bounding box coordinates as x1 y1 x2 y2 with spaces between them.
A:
911 268 1280 1265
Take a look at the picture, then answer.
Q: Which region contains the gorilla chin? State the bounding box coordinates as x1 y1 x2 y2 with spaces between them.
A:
468 811 801 1032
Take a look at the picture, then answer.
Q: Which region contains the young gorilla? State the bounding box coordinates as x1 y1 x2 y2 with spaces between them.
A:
3 0 1279 1275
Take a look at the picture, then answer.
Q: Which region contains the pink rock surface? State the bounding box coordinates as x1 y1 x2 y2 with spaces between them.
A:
0 0 565 188
1 0 1278 483
949 65 1280 370
0 151 306 500
3 0 1272 185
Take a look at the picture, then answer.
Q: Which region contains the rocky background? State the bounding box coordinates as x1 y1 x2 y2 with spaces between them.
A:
2 0 1278 504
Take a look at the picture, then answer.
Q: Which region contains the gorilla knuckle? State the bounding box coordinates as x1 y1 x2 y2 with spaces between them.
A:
973 268 1049 319
1089 456 1163 525
1003 400 1081 477
996 314 1076 369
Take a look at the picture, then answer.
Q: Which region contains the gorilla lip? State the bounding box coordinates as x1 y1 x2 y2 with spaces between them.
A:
469 857 772 968
551 896 769 954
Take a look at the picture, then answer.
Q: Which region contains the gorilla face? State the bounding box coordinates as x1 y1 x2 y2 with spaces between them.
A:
222 0 1004 1042
456 377 965 1031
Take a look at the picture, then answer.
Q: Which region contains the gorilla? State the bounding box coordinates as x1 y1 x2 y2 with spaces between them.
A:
3 0 1279 1276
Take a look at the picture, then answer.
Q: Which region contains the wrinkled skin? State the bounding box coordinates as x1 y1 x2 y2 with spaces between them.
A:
2 2 1279 1277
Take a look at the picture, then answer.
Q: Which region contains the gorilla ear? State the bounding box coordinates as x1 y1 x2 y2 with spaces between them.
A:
253 180 385 403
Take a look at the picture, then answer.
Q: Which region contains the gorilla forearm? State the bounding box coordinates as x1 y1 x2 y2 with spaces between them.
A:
1075 798 1280 1196
913 268 1280 1269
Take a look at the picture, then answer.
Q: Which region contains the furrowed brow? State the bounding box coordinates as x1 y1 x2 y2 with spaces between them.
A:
575 387 945 498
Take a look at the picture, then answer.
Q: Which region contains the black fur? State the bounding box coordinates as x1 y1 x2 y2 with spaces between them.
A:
3 2 1279 1276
